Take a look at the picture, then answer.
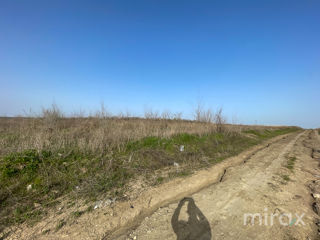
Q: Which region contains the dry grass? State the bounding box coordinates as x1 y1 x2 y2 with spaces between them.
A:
0 116 276 157
0 108 300 233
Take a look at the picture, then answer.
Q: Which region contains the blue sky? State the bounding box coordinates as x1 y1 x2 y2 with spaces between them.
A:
0 0 319 128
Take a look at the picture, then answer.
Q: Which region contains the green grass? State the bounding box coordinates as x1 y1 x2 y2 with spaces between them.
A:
286 156 296 170
281 155 297 183
282 175 290 181
156 176 164 184
244 127 298 140
55 219 66 231
71 210 85 218
0 127 299 232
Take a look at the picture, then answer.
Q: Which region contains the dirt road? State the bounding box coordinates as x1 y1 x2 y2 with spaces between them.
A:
114 130 320 240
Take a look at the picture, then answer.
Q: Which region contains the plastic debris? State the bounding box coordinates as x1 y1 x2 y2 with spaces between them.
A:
179 145 185 152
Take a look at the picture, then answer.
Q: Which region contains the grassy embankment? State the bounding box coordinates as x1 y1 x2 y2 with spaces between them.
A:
0 116 299 232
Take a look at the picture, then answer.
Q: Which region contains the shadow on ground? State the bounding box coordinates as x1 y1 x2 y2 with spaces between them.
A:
171 197 212 240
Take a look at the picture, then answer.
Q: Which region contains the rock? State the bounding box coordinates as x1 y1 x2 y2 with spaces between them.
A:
313 193 320 199
34 202 41 208
94 198 116 210
105 199 112 206
27 184 32 191
94 200 103 209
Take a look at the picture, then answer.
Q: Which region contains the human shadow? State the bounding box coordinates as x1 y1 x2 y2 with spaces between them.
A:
171 197 212 240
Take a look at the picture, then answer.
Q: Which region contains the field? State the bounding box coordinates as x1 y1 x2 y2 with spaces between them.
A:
0 113 300 235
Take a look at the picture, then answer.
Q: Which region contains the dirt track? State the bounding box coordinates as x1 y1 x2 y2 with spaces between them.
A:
114 130 320 240
6 130 320 240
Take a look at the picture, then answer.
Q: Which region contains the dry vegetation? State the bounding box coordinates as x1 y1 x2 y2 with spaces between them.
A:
0 117 228 156
0 105 300 233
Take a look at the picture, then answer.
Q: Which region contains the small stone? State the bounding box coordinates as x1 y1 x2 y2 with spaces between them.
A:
313 193 320 199
94 200 103 209
105 199 112 206
34 203 41 208
179 145 185 152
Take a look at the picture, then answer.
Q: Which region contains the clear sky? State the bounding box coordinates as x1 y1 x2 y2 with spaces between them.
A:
0 0 319 128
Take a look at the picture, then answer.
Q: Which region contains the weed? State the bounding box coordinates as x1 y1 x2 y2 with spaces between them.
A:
282 175 290 181
169 170 193 179
55 219 66 231
156 176 164 184
72 210 85 218
12 206 43 225
286 156 296 170
42 229 50 235
86 205 93 212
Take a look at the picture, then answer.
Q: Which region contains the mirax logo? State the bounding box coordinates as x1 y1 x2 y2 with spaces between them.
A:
244 208 305 226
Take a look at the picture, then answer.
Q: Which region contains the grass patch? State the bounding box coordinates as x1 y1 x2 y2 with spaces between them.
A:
55 219 66 231
286 156 296 170
282 175 290 181
168 169 193 179
86 205 94 213
13 207 43 226
71 210 85 218
156 176 164 184
244 128 298 140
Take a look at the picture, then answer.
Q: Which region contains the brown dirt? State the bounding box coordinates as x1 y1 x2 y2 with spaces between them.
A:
5 130 320 240
114 130 320 240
